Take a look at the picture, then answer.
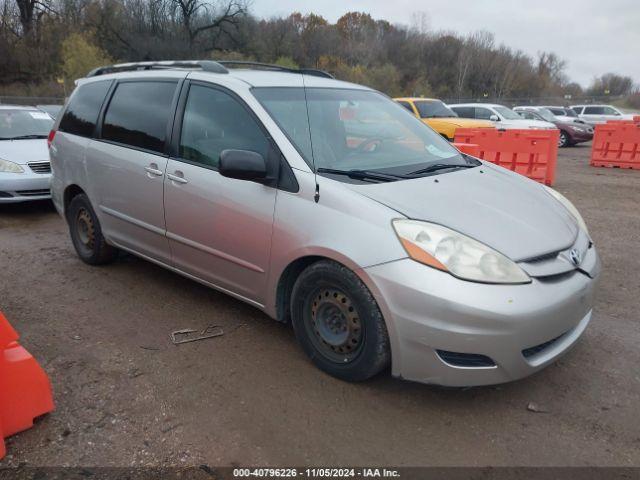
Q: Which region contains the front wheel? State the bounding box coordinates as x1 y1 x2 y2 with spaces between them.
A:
558 131 571 148
291 260 391 381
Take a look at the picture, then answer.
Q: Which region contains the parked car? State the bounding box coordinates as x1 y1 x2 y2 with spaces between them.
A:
570 104 636 125
394 97 494 140
50 60 600 387
36 104 63 120
448 103 557 130
514 107 593 147
0 105 53 203
537 106 585 124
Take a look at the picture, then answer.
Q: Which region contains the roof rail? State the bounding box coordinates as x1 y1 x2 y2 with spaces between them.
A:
216 61 334 79
86 60 228 77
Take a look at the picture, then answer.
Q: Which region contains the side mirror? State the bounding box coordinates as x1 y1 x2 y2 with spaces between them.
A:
219 149 267 182
614 111 621 116
489 114 500 122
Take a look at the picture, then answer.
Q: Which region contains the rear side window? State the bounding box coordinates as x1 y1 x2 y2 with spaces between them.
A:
102 81 177 154
452 107 474 118
58 81 112 138
475 107 493 120
584 106 604 115
397 101 415 114
572 107 584 114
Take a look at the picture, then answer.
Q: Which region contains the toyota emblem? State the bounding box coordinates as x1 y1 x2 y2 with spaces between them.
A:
569 248 582 266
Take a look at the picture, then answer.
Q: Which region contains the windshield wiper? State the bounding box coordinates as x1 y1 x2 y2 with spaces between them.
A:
408 163 476 176
0 134 48 140
316 167 406 182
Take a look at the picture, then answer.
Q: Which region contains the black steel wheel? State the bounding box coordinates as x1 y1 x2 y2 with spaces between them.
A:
67 194 117 265
291 260 390 381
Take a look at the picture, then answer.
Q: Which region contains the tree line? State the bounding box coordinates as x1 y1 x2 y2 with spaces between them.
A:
1 0 638 107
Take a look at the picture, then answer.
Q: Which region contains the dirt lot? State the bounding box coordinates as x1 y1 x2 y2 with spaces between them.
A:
1 144 639 468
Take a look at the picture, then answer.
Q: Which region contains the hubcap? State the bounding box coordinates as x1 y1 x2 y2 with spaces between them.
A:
308 288 363 362
76 208 95 249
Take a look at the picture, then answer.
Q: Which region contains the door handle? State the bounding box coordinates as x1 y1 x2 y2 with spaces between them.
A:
145 164 164 177
167 172 188 184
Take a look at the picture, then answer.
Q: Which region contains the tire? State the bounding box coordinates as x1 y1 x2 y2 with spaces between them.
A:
66 193 117 265
290 260 391 382
558 131 570 148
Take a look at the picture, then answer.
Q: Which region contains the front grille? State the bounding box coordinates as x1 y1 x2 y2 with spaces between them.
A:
436 350 496 368
522 333 566 359
28 161 51 174
16 189 50 197
522 251 560 263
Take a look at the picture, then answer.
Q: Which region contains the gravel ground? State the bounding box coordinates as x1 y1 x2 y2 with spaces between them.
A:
1 144 639 468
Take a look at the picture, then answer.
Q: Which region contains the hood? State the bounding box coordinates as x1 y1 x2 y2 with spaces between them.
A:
0 139 49 164
346 164 578 261
498 118 557 130
425 117 494 129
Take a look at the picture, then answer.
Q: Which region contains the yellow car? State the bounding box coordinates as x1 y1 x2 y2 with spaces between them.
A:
395 97 494 140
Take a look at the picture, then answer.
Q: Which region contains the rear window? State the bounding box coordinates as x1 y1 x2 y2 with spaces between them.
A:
59 80 112 138
101 81 177 154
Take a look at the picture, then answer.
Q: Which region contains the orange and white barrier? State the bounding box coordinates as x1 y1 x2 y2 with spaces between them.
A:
454 128 559 186
0 311 54 459
591 120 640 170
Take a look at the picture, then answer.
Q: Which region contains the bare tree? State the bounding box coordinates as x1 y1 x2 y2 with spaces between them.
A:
168 0 246 47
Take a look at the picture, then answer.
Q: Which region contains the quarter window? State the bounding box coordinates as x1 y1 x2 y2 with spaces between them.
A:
179 84 270 169
59 80 112 138
102 81 177 153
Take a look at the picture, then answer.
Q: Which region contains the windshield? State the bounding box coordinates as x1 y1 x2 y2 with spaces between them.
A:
0 109 53 139
563 108 578 118
414 100 458 119
493 106 523 120
535 108 557 122
253 88 470 179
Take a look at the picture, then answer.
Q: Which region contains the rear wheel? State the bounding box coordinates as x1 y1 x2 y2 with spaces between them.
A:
67 194 117 265
291 260 390 381
558 130 571 148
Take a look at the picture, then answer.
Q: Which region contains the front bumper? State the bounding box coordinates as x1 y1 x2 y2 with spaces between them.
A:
567 129 594 144
0 171 51 203
363 248 600 387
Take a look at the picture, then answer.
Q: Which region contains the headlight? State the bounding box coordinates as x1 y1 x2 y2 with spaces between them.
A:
392 219 531 284
0 158 25 173
544 186 589 235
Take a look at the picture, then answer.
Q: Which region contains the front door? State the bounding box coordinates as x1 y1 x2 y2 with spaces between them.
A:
163 82 277 306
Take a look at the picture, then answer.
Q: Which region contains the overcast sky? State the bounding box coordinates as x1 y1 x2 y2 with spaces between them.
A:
250 0 640 88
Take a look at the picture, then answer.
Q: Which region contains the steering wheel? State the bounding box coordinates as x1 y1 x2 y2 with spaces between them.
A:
356 138 384 153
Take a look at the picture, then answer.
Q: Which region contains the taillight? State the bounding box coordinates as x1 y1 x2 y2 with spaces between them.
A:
47 129 56 148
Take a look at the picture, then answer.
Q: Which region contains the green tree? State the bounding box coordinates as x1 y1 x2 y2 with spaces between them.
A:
61 32 112 84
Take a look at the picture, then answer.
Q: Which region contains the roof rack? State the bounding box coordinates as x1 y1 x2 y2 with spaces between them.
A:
86 60 228 77
216 61 334 79
85 59 334 79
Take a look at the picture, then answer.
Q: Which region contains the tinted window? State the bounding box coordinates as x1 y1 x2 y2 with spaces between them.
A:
179 85 270 169
584 106 604 115
451 107 474 118
102 81 177 153
397 101 415 114
414 100 457 118
59 81 112 138
549 108 564 116
475 107 493 120
603 106 618 115
571 107 583 114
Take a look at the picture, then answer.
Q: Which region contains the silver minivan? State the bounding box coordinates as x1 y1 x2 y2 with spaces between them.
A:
50 61 600 387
